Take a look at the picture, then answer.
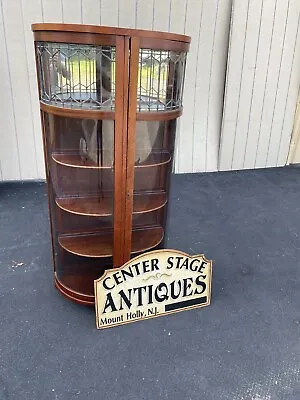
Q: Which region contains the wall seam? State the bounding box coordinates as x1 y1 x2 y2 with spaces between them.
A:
265 0 291 166
152 0 155 30
205 0 220 171
0 0 22 179
40 0 44 22
168 0 172 32
254 0 278 167
100 0 102 24
61 0 64 23
277 6 300 165
218 0 234 170
191 0 204 172
230 0 251 170
242 0 264 169
183 0 188 34
20 0 39 178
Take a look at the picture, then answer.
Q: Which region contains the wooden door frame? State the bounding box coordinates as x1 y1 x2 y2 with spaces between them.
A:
113 36 130 267
122 36 140 262
113 35 140 267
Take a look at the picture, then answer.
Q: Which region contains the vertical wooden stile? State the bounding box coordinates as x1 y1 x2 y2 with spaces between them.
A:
113 36 129 267
122 36 140 262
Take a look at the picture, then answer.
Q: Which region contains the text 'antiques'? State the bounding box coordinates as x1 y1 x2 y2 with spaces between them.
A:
95 250 212 329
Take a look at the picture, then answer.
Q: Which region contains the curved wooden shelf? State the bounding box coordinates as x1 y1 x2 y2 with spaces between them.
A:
56 196 113 216
135 151 171 168
133 192 167 214
136 108 183 121
59 231 113 258
58 226 164 258
52 151 171 169
56 192 167 216
131 226 164 254
41 102 181 121
52 152 113 169
55 273 95 305
40 102 115 120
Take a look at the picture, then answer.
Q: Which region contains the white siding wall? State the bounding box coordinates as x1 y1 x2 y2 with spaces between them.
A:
220 0 300 171
177 0 232 173
0 0 232 180
0 0 299 180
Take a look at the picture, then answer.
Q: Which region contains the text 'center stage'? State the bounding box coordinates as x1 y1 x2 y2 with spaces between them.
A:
95 249 212 329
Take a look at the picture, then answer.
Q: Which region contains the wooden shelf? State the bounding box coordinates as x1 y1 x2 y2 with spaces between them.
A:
56 195 113 216
133 192 167 214
55 273 97 303
58 226 164 258
131 226 164 253
59 231 113 258
52 151 171 169
135 151 171 168
52 152 113 169
55 192 167 216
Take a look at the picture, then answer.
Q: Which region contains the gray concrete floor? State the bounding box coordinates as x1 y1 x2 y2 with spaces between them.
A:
0 167 299 400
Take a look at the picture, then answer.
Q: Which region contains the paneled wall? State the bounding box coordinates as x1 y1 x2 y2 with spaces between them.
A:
0 0 232 180
177 0 232 173
1 0 300 180
220 0 300 171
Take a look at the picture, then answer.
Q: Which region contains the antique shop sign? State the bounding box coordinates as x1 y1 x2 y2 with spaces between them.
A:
94 250 212 329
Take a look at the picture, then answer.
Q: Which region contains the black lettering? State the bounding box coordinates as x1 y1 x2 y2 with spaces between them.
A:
198 261 207 273
103 277 115 290
142 260 150 273
190 259 200 272
121 267 134 281
181 257 189 270
175 257 184 269
154 283 169 302
166 256 174 269
182 278 193 297
103 292 117 313
170 280 182 300
119 289 132 310
132 263 141 276
194 275 206 295
148 285 154 304
151 258 160 271
133 286 147 306
113 271 122 285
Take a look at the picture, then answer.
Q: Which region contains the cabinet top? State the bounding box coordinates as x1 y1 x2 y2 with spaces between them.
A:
32 23 191 44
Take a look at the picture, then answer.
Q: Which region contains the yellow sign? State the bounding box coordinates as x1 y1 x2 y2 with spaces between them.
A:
94 249 212 329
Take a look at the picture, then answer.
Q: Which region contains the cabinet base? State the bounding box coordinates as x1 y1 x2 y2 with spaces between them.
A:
55 274 95 306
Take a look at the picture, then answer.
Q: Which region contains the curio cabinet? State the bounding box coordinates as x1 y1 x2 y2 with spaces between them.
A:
32 23 190 304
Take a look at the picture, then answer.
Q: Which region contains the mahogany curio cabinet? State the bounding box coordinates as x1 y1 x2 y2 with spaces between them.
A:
32 23 190 305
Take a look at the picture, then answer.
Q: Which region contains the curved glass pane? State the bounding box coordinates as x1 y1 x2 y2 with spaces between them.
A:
35 42 116 110
42 113 115 297
137 49 187 111
131 119 177 255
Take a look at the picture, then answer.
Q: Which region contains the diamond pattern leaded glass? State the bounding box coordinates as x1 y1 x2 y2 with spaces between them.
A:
35 42 116 110
137 49 187 111
35 42 186 112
